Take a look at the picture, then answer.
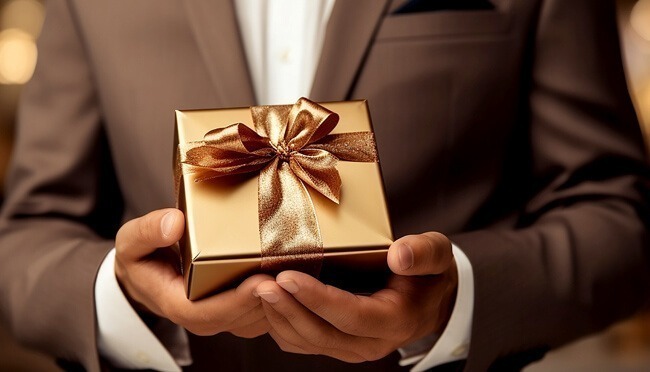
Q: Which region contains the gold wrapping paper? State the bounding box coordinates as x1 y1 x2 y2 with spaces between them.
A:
175 100 393 300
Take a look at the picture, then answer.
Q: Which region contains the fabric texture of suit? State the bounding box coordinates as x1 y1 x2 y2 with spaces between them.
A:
1 0 649 371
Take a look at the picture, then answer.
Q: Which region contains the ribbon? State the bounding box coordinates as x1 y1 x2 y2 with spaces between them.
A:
178 98 378 276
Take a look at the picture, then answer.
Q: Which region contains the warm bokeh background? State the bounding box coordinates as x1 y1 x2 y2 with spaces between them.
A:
0 0 649 370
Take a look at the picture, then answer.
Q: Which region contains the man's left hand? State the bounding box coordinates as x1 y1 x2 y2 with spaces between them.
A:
255 232 458 362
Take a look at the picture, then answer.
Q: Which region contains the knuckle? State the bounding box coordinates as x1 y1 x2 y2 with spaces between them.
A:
308 290 329 314
395 318 418 341
391 291 409 309
283 310 299 323
335 311 363 335
296 326 340 350
380 301 416 340
265 308 284 324
323 288 362 333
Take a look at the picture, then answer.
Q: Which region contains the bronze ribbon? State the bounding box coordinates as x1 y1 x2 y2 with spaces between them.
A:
179 98 378 276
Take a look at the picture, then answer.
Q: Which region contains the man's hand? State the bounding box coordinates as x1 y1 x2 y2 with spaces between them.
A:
255 232 458 362
114 208 271 338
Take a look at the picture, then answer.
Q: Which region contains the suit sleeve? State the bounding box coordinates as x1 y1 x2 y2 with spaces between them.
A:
0 1 119 371
453 0 650 370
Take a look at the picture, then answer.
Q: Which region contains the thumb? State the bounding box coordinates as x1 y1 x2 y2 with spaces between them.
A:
387 232 453 276
115 208 185 261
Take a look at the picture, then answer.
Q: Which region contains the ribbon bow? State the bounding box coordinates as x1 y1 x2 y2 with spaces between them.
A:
179 98 378 275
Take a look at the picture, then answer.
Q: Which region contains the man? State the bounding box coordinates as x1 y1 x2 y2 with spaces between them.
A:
1 0 649 371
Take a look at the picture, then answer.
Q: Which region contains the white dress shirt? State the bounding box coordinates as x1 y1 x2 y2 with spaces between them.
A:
95 1 475 370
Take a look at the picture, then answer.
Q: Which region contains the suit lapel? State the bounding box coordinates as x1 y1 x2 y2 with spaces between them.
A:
183 0 256 107
310 0 391 101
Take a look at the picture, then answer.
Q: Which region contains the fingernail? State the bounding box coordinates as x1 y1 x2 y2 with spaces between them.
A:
398 243 414 271
253 291 260 298
161 211 176 238
277 279 299 294
257 291 279 304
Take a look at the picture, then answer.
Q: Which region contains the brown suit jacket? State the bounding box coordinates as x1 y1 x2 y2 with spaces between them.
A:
1 0 649 371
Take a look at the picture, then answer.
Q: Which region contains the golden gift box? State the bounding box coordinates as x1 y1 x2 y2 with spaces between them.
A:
175 99 393 300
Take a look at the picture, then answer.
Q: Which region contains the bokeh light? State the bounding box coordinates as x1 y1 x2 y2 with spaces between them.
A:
0 28 36 84
0 0 43 85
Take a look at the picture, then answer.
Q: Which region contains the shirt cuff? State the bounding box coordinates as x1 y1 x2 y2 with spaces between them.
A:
399 243 475 371
95 248 192 371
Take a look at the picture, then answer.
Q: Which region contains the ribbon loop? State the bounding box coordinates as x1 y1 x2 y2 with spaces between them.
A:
179 98 378 276
285 98 339 150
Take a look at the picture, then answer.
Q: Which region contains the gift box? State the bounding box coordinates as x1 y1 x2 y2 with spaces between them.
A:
175 98 393 300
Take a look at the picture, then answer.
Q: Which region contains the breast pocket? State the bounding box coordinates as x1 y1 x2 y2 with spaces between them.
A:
375 9 512 41
351 7 518 224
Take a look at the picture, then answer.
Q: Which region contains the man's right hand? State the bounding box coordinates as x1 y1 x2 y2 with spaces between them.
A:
114 208 271 338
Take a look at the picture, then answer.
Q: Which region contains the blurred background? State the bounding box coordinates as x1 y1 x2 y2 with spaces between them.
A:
0 0 649 371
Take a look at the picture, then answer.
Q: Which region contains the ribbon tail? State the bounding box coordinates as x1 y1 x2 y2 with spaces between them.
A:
258 158 323 276
310 132 379 162
291 150 341 204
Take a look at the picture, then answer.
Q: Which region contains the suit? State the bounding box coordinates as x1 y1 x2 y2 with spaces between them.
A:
1 0 648 371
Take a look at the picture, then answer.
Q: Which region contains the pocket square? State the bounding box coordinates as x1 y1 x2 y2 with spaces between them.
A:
393 0 495 14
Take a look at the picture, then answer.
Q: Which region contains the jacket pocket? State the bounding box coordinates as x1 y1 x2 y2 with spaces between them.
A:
376 9 512 41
